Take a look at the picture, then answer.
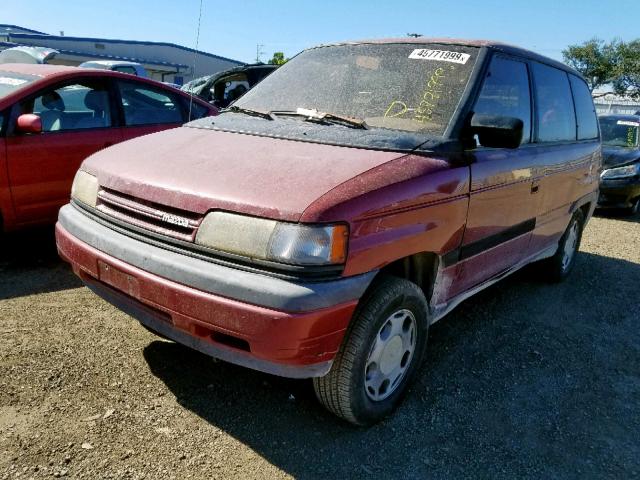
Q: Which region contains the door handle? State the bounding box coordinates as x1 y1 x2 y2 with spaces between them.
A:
531 181 540 194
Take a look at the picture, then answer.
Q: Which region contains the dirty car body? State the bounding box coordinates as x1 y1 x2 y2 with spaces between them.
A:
56 38 601 425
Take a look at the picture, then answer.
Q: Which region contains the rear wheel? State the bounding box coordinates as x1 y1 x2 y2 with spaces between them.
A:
539 209 585 282
313 276 429 426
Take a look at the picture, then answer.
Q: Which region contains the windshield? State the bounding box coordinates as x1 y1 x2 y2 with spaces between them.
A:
600 117 639 147
234 43 479 136
0 72 38 100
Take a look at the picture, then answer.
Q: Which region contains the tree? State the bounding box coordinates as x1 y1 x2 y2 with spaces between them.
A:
562 38 617 92
268 52 287 65
613 40 640 100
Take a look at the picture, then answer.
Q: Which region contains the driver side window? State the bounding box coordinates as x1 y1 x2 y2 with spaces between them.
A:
474 56 532 145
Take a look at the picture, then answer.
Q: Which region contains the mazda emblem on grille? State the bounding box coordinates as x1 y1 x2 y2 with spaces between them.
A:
161 213 190 228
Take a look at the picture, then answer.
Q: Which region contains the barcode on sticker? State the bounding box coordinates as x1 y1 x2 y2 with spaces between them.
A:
409 49 470 64
617 120 640 127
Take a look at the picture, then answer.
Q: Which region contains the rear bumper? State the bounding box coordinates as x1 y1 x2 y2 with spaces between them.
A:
56 204 375 378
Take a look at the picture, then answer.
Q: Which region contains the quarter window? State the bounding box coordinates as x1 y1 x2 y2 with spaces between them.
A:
113 66 138 76
117 81 184 126
474 56 532 145
569 75 599 140
532 63 577 142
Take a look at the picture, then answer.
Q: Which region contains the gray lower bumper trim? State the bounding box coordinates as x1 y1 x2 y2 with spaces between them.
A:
86 281 332 379
59 204 375 312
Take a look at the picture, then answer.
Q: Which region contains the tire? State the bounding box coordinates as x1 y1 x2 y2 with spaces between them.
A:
313 276 429 426
540 209 585 283
625 198 639 216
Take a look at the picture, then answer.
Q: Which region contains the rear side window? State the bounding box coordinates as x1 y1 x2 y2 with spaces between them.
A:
569 75 599 140
117 81 184 126
532 63 576 142
473 55 532 144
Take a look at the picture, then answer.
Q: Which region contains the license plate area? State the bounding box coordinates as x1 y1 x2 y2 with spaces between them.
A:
98 261 140 298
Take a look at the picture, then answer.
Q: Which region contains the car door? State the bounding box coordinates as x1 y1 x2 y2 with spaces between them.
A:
450 54 540 298
5 78 122 226
115 79 187 141
526 64 600 254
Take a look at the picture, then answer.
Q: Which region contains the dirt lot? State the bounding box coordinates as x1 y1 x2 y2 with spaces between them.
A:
1 212 639 479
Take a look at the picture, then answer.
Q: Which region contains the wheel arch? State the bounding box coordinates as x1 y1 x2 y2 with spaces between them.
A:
367 252 440 305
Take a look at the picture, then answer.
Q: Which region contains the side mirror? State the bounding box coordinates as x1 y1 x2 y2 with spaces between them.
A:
469 113 523 149
16 114 43 134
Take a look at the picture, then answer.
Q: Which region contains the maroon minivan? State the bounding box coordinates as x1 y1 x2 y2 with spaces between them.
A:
56 39 601 425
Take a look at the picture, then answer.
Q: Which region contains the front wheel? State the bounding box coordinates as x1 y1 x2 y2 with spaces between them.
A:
313 276 429 426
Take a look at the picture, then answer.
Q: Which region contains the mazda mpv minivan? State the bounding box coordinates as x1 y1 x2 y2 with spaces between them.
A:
56 39 601 425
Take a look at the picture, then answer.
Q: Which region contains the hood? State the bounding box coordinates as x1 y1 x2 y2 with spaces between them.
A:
602 146 640 168
82 126 406 222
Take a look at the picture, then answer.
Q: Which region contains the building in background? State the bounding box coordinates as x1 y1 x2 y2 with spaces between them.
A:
0 24 242 85
594 94 640 116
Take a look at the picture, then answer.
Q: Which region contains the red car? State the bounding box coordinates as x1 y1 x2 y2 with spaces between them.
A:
0 64 216 231
56 39 600 425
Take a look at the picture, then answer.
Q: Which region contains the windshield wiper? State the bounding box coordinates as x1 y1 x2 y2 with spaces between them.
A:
223 105 275 120
270 107 368 129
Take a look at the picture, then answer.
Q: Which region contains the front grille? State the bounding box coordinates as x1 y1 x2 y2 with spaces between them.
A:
96 188 203 242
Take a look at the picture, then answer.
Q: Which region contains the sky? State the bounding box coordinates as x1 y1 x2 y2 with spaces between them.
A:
3 0 639 64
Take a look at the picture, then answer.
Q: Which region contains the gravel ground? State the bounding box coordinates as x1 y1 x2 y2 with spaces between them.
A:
0 212 639 479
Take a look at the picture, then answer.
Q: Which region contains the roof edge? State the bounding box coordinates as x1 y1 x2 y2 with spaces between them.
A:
0 24 48 35
6 32 244 65
309 37 578 77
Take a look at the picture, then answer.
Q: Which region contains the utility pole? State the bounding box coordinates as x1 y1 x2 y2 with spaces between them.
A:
255 44 265 63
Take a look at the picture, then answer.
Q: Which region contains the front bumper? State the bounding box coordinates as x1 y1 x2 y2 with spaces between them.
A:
598 177 640 208
56 204 376 378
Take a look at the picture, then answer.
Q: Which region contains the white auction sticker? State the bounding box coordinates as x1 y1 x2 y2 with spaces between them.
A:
409 49 470 64
617 120 640 127
0 77 27 86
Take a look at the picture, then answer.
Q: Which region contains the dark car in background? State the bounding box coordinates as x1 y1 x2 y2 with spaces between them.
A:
181 63 278 108
0 63 216 232
598 114 640 214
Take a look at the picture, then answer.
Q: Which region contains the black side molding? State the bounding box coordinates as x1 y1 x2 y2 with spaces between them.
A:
443 218 536 267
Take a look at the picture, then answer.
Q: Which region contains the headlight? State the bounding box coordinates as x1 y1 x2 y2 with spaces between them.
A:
195 211 348 266
601 164 639 180
71 170 99 207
